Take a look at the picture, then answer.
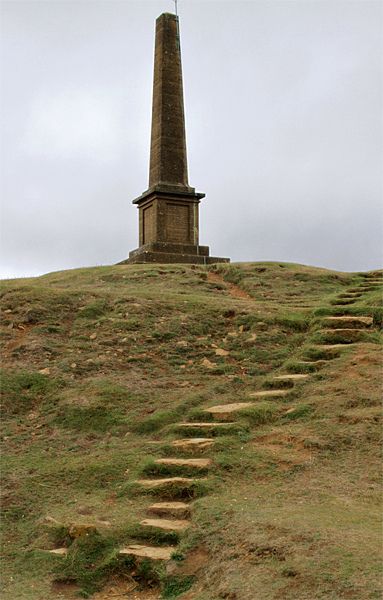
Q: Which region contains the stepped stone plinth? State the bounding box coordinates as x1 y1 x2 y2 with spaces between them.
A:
120 13 228 265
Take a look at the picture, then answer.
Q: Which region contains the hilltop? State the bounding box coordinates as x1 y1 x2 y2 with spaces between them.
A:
1 262 382 600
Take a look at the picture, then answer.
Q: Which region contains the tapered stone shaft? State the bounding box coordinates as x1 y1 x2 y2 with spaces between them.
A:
149 13 189 189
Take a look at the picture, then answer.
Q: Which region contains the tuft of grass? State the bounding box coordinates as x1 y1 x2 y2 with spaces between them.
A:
132 410 180 434
372 307 383 327
212 264 245 286
76 299 108 319
302 346 341 361
237 403 279 426
282 404 313 422
0 369 62 416
272 313 312 332
312 330 368 345
262 377 295 390
53 531 123 597
125 523 180 545
188 408 214 422
54 404 128 433
161 574 195 598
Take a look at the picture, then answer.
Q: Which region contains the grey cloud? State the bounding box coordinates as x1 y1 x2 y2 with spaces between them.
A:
1 0 382 278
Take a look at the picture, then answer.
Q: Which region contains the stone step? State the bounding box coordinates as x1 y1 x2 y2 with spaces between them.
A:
135 476 205 490
140 518 189 532
204 402 253 420
48 547 68 556
316 343 353 350
249 389 290 398
322 316 373 328
302 353 336 363
286 361 326 371
148 501 191 519
119 544 174 561
304 346 340 356
175 422 237 429
155 458 212 469
330 300 356 305
273 374 309 382
171 438 215 451
337 292 362 298
319 328 366 343
321 327 366 332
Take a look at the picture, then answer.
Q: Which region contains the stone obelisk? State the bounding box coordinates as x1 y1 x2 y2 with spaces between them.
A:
124 12 229 264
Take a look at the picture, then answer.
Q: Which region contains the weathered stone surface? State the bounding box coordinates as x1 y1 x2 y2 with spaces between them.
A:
201 358 216 369
124 250 228 265
249 390 289 398
120 544 173 560
171 438 215 451
215 348 229 357
135 476 205 489
273 374 309 381
140 518 189 532
48 548 68 556
323 316 373 328
316 344 352 349
148 502 191 519
176 422 236 429
204 402 253 421
149 13 188 189
155 458 212 468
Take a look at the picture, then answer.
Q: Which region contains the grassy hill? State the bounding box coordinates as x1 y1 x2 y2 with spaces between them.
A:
1 262 382 600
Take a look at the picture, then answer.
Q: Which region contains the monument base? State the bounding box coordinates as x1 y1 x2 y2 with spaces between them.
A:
118 242 229 265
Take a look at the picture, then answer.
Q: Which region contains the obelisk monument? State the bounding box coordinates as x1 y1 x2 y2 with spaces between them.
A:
123 12 229 264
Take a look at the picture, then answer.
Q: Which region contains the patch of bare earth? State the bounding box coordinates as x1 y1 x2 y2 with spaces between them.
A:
92 580 161 600
207 272 252 300
252 432 315 471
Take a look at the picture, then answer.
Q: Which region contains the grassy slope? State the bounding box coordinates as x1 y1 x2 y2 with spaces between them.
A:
0 262 382 599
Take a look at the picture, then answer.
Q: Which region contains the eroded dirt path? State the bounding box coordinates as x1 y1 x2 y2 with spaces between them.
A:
207 272 252 300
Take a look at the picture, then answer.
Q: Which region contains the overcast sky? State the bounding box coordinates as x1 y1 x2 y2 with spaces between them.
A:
1 0 382 278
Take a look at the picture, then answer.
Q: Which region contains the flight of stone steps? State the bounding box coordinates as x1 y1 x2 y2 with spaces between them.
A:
46 272 382 581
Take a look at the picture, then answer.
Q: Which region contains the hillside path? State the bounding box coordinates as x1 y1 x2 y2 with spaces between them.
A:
207 271 252 300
